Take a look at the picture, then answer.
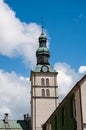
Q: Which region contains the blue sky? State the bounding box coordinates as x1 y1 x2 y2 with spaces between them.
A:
0 0 86 119
0 0 86 76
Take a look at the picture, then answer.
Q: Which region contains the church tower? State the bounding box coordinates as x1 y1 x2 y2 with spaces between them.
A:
30 29 58 130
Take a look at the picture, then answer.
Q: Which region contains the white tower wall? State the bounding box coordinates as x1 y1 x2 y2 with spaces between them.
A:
30 72 58 130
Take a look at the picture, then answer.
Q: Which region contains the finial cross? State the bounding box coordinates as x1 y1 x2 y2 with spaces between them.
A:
41 17 44 33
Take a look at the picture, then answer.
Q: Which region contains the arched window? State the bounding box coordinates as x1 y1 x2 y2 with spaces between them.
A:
41 78 45 86
42 89 45 96
46 89 50 96
46 78 49 86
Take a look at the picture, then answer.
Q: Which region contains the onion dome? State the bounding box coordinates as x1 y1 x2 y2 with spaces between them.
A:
39 32 47 43
36 47 50 56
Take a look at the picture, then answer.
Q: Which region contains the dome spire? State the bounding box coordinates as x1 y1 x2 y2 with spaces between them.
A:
36 20 50 65
39 18 47 45
41 17 44 34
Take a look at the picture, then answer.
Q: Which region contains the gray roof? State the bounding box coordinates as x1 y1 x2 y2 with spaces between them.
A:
0 120 31 130
32 65 57 73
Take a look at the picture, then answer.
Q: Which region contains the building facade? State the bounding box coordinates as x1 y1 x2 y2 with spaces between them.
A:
42 75 86 130
30 30 58 130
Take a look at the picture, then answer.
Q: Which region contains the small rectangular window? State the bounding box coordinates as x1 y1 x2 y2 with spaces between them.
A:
62 107 65 126
71 96 76 118
42 89 45 96
46 78 49 86
46 89 50 96
55 115 57 129
41 78 45 86
73 97 76 118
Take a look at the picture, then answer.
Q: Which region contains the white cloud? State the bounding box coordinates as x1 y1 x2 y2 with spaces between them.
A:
74 13 84 23
78 66 86 73
0 0 42 67
0 69 30 119
78 13 84 19
54 62 85 101
0 63 85 119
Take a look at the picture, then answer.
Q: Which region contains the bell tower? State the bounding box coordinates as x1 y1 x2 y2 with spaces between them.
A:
30 28 58 130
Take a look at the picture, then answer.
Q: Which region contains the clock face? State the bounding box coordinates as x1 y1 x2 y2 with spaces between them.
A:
42 66 48 72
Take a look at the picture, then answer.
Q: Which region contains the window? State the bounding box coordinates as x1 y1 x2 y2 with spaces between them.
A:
62 107 65 126
55 115 57 130
46 89 50 96
41 78 45 86
46 78 49 86
71 96 76 118
73 97 76 118
42 89 45 96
